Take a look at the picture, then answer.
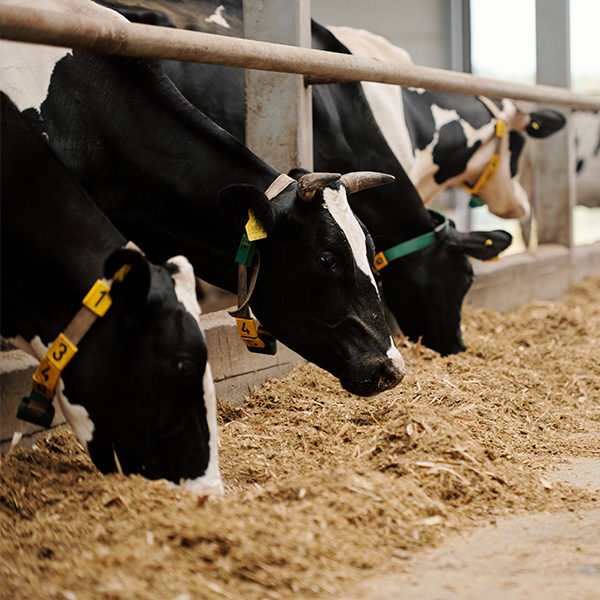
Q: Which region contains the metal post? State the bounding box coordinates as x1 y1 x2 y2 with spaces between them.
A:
535 0 575 247
243 0 313 173
450 0 471 73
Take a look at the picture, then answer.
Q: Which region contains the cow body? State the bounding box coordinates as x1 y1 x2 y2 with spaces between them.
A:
0 0 404 396
100 0 512 355
573 111 600 208
329 25 566 220
1 92 222 495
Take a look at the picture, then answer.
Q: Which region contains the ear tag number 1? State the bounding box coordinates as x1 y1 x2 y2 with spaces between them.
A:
83 280 112 316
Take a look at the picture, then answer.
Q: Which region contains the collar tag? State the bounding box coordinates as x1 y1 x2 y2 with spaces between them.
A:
82 280 112 316
17 248 137 428
373 252 389 272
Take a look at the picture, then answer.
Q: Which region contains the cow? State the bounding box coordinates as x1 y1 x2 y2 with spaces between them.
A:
99 0 513 355
0 0 405 397
327 25 567 220
1 92 222 495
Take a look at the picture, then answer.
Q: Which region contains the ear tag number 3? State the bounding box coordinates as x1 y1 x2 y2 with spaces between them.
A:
47 333 78 371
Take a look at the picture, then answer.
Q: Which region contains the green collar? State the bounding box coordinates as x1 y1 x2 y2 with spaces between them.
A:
373 209 450 271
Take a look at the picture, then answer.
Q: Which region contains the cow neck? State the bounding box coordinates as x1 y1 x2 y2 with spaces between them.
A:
463 96 507 200
14 242 140 428
17 48 280 296
228 174 295 355
373 209 450 271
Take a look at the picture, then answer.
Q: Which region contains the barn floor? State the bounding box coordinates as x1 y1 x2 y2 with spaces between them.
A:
1 277 599 600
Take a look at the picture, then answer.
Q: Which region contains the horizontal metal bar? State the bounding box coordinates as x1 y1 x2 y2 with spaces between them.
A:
1 4 600 110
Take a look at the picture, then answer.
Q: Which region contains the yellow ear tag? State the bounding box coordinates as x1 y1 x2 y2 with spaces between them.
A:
485 239 493 247
245 210 267 242
531 121 540 130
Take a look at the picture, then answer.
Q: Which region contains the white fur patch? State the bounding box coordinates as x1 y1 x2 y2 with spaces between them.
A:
430 104 461 130
182 364 224 497
322 187 379 294
0 0 127 112
205 5 231 29
56 380 95 447
168 256 203 322
168 255 223 497
0 41 71 112
386 339 405 374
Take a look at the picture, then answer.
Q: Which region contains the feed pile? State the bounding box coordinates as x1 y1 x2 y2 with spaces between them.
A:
1 277 599 599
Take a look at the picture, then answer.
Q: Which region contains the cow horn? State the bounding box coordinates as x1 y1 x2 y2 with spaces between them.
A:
340 172 396 195
297 172 341 202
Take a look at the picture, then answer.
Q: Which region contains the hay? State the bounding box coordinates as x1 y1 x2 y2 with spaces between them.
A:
1 276 599 600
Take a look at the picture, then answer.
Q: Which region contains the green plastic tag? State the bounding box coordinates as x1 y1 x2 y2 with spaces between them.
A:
235 233 256 267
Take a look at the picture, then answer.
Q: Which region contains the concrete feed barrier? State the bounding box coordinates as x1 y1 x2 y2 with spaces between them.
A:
0 310 304 452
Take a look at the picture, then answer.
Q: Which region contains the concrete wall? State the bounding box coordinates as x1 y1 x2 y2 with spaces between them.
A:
311 0 452 68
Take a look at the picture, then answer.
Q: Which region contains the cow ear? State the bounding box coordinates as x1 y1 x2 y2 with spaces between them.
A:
525 109 566 138
104 248 151 320
288 168 310 180
446 229 512 260
219 184 275 234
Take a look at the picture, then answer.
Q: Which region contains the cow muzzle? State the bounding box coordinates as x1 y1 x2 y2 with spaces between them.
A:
341 355 405 397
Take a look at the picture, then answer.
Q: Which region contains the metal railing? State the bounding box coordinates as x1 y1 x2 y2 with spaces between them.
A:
1 4 599 110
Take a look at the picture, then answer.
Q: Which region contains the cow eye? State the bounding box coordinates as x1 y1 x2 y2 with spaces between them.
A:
176 359 199 378
317 253 337 270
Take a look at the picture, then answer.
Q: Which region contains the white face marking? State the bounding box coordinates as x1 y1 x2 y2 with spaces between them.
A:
386 339 405 375
168 255 223 496
182 363 224 497
0 0 127 112
168 255 203 322
322 186 379 294
205 5 231 29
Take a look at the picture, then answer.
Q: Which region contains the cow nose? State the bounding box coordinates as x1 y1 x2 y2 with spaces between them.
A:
377 355 405 392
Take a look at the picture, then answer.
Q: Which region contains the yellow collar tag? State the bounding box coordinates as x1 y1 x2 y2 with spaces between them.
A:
245 210 267 242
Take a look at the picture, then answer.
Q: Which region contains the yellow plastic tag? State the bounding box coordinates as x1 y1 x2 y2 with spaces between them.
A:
236 317 259 339
47 333 78 371
31 358 61 398
495 120 506 138
82 279 112 316
245 210 267 242
113 264 132 282
373 252 389 272
242 336 266 349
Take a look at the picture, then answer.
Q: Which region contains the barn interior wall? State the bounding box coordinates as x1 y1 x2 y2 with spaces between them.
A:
311 0 452 68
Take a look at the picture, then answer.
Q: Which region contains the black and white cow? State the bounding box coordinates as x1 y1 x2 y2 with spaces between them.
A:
1 92 222 495
0 0 405 396
328 26 566 219
101 0 512 355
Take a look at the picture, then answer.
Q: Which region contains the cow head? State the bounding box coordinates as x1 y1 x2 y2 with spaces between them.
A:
374 211 512 355
220 170 405 396
57 250 222 495
461 100 566 219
